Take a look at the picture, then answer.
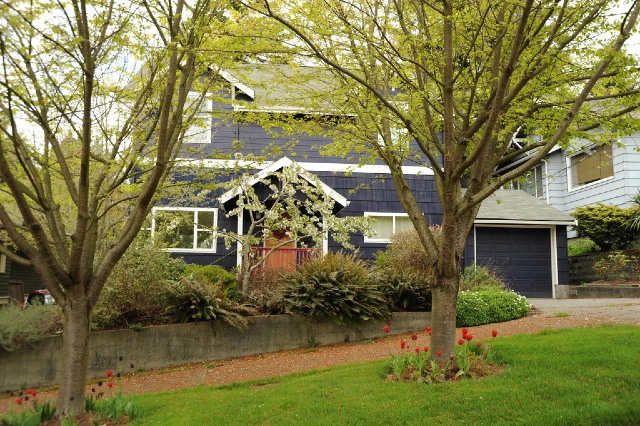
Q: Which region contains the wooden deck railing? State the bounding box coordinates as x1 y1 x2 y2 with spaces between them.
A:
251 247 317 270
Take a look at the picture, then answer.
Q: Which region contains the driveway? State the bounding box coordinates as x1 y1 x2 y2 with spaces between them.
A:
528 298 640 325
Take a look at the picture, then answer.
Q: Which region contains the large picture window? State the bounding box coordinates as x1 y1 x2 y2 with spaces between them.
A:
568 145 613 190
364 212 414 243
183 93 212 144
152 207 217 252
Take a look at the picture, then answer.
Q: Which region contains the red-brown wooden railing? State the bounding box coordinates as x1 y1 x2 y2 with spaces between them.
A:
251 247 318 271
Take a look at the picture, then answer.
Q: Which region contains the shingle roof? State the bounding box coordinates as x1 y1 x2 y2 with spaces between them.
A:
475 189 575 225
220 64 339 113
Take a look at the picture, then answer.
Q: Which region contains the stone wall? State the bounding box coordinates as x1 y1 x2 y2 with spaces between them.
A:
0 312 429 392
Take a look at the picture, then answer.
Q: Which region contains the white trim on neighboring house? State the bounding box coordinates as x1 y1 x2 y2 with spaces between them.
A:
236 210 243 267
178 158 435 176
473 223 558 298
151 206 218 253
218 157 349 207
0 253 6 273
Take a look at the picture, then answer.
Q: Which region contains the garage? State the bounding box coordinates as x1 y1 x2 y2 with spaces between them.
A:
475 227 552 298
466 190 575 298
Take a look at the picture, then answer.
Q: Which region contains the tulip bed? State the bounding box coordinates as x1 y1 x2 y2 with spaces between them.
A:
131 325 640 425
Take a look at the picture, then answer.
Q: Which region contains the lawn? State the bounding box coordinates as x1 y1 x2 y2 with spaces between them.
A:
131 325 640 426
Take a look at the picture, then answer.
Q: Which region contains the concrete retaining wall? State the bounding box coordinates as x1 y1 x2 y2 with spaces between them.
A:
576 285 640 299
0 312 429 392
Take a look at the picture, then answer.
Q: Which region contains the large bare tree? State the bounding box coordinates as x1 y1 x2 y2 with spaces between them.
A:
0 0 225 413
240 0 640 356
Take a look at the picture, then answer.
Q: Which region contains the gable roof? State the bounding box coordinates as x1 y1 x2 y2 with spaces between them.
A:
475 189 575 226
219 64 338 113
218 156 349 209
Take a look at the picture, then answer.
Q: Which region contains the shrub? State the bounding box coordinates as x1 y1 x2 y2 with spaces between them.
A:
165 276 255 330
244 267 287 314
375 270 432 312
572 204 637 251
0 302 61 351
184 264 240 300
456 290 530 327
280 252 390 326
374 229 438 287
568 238 601 256
92 236 187 330
459 263 505 291
593 251 639 281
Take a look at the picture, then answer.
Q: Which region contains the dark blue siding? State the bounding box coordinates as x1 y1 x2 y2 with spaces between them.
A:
556 226 569 285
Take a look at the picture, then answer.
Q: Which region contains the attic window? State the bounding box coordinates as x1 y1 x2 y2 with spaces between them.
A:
183 93 212 144
568 145 613 190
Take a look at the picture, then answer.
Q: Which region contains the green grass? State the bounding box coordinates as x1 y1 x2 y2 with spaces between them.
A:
555 311 570 317
132 325 640 426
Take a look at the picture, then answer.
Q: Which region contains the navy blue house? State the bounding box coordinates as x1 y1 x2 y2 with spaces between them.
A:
143 63 575 299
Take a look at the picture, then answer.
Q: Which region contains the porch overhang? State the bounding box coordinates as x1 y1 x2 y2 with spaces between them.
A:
218 157 349 213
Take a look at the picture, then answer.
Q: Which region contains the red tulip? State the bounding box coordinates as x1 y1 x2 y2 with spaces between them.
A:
458 339 464 345
466 334 473 341
411 334 418 341
27 389 36 396
15 398 22 405
437 351 442 356
415 348 420 354
107 382 113 388
106 370 113 377
477 342 482 347
383 325 390 333
450 355 454 361
492 330 498 338
462 328 468 334
400 339 406 349
426 326 432 332
423 346 429 352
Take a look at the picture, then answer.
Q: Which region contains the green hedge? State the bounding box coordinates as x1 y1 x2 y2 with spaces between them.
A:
456 290 530 327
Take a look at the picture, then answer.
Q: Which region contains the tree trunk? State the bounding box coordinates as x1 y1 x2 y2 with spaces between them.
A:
56 285 92 415
430 274 460 359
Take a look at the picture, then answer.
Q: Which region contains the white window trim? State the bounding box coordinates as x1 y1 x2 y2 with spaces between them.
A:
183 93 212 144
363 212 413 243
151 207 218 252
515 165 544 199
0 253 6 273
566 145 615 192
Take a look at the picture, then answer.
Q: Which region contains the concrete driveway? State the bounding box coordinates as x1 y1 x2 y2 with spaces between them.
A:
528 298 640 324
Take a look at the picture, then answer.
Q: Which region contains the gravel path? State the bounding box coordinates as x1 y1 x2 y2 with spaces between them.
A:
2 298 639 416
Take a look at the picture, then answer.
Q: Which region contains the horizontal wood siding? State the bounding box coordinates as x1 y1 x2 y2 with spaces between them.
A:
9 262 44 294
0 257 11 296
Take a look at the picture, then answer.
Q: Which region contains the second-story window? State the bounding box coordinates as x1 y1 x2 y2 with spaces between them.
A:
568 145 613 190
183 93 212 144
364 212 414 243
152 207 217 251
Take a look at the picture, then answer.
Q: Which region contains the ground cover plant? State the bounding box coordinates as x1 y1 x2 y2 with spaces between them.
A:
129 325 639 425
456 290 530 327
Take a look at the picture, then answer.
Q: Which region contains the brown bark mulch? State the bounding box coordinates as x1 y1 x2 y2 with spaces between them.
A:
2 300 639 417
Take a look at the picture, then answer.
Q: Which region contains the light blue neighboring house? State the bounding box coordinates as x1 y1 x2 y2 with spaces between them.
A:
508 133 640 238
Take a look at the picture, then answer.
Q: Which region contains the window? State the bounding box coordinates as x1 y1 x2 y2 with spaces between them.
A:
364 213 415 243
520 165 544 199
0 253 5 273
183 93 212 144
378 127 409 149
568 145 613 190
152 207 217 251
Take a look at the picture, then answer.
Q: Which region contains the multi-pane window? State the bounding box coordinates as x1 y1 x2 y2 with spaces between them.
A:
183 93 212 144
364 213 415 243
521 164 544 199
568 145 613 190
152 207 217 251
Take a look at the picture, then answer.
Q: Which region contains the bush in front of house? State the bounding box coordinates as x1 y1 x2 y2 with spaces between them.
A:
572 204 636 251
92 235 187 330
0 302 61 351
567 238 601 256
374 270 432 312
165 276 256 330
374 229 436 287
459 263 505 292
279 251 390 326
456 290 530 327
244 267 287 314
184 264 240 301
